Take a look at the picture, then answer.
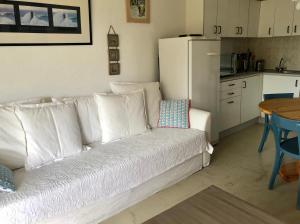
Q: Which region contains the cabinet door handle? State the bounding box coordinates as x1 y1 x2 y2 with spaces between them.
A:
227 101 234 104
228 83 235 87
243 81 247 88
228 92 235 95
214 25 218 34
287 25 290 34
296 80 298 87
295 25 297 33
236 27 240 35
218 26 222 34
268 27 272 35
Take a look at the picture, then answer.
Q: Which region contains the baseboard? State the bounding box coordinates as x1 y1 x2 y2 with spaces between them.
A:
220 118 259 139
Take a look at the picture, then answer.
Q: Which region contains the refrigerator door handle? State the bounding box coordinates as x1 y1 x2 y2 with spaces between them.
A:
207 52 220 56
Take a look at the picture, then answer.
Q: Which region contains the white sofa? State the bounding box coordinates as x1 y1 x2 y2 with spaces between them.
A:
0 92 212 224
0 108 212 224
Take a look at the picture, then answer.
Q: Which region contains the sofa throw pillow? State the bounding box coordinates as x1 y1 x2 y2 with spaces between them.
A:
158 99 190 129
94 90 148 144
0 106 27 170
53 96 102 145
0 164 16 193
15 103 84 170
0 98 53 170
110 82 162 128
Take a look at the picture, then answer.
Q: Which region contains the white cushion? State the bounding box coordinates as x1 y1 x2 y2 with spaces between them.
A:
0 107 26 170
94 90 148 144
53 96 102 145
0 98 50 170
15 103 84 170
5 97 52 106
110 82 162 128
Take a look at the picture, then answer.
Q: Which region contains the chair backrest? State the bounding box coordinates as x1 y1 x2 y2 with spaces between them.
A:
271 113 300 155
264 93 294 101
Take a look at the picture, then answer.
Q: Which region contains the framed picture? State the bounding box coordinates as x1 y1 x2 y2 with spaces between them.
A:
107 34 119 47
108 49 120 61
0 0 92 46
126 0 150 24
109 63 120 75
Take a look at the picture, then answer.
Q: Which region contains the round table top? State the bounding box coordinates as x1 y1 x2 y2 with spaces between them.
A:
259 98 300 120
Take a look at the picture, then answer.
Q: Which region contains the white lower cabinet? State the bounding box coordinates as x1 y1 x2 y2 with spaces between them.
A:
241 76 262 123
220 74 261 131
221 73 300 132
263 74 300 97
220 96 241 131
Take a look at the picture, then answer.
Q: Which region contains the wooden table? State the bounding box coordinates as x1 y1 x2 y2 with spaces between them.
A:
259 98 300 120
259 98 300 182
144 186 284 224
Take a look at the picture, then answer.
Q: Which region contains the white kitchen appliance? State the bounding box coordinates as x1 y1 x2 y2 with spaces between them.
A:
159 37 220 143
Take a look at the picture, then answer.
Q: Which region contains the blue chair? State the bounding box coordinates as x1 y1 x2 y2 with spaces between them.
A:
258 93 294 153
269 113 300 209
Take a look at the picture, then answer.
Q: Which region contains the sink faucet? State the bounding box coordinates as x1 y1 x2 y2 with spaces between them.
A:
276 57 287 73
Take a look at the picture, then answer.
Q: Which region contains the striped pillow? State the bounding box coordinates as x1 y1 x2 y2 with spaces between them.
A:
158 100 190 129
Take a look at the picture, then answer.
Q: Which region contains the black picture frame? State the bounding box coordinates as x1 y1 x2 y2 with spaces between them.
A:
0 0 92 46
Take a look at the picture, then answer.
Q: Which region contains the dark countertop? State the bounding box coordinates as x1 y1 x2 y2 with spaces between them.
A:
220 72 260 82
263 69 300 76
220 69 300 82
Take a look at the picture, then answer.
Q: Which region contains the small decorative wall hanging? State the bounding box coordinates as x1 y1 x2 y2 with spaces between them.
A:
0 0 92 46
126 0 150 24
107 25 120 75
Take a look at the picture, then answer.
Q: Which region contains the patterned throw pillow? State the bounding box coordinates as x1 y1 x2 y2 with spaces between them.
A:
0 164 16 193
158 99 190 129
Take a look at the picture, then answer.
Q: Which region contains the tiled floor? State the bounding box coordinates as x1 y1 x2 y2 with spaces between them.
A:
101 124 300 224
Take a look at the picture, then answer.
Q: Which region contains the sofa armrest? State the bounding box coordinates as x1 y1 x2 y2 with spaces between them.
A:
190 108 211 141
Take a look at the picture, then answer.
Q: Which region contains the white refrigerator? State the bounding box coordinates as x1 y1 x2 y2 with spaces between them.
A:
159 37 220 143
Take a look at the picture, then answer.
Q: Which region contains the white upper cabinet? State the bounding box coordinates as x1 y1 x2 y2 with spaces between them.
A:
247 0 260 37
258 0 276 37
293 3 300 35
226 0 240 37
218 0 249 37
203 0 218 38
238 0 250 37
217 0 232 37
274 0 295 37
193 0 252 38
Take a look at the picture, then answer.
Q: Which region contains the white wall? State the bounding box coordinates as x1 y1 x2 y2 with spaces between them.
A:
0 0 186 103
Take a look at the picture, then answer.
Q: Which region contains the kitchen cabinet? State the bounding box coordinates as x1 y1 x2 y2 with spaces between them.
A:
220 74 262 132
203 0 218 38
237 0 250 37
241 76 262 123
247 0 261 37
293 4 300 35
258 0 276 37
195 0 251 38
226 0 240 37
220 79 242 131
263 74 300 97
219 0 250 37
220 97 241 131
274 0 295 37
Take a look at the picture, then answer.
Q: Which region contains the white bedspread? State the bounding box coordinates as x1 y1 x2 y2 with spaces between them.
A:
0 128 209 224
